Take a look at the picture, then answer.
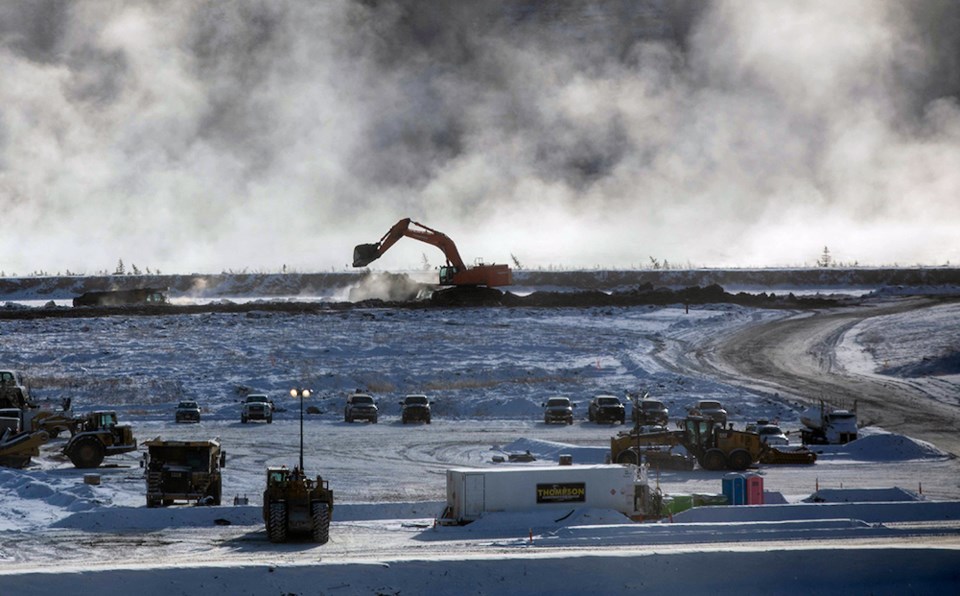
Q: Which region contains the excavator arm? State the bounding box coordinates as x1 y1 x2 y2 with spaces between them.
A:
353 218 466 271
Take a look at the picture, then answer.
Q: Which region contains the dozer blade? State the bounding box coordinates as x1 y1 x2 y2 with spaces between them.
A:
760 447 818 465
353 243 381 268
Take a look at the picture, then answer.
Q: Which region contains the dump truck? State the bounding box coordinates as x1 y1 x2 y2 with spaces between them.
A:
262 466 334 543
611 416 816 471
63 410 137 468
143 438 225 507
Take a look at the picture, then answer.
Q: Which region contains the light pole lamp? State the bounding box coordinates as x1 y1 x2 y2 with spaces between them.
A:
290 388 311 472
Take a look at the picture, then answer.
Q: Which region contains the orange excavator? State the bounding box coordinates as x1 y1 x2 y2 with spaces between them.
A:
353 218 512 288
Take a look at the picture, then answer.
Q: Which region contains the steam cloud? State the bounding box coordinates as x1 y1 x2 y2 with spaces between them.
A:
2 0 959 274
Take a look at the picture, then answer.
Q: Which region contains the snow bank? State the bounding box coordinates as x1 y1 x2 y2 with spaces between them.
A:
495 438 609 465
812 431 951 461
673 500 960 524
803 487 922 503
460 507 631 535
52 501 447 531
3 549 959 596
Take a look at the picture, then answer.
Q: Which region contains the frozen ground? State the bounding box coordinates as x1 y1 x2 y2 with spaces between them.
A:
1 292 959 594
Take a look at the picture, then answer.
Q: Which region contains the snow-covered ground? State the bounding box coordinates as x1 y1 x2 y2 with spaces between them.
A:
1 294 959 594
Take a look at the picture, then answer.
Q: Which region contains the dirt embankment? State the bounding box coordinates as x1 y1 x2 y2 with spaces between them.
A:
0 283 842 321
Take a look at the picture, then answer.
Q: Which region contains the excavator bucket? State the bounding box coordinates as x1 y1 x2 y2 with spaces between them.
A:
352 244 381 268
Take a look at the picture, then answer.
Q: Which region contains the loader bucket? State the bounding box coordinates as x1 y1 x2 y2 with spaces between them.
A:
353 243 381 267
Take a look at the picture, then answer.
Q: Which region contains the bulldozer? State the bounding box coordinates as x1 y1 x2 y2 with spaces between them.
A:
63 410 137 468
611 416 816 471
262 466 333 544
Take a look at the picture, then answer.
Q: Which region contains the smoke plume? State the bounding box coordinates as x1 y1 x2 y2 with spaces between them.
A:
1 0 959 273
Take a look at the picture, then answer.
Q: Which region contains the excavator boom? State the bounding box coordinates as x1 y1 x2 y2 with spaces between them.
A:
353 218 512 288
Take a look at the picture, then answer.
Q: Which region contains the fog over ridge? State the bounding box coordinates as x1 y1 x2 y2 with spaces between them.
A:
1 0 958 274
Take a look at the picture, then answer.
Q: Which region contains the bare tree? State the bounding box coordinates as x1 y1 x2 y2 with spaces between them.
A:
817 246 832 268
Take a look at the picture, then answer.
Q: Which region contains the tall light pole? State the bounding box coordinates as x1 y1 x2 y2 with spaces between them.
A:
290 388 311 473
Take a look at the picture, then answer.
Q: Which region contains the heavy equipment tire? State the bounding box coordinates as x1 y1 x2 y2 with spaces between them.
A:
701 448 727 471
267 501 288 543
68 437 105 468
210 481 222 506
311 500 331 544
727 449 753 471
616 449 639 465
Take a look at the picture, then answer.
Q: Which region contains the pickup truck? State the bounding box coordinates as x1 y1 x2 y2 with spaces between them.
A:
241 394 274 423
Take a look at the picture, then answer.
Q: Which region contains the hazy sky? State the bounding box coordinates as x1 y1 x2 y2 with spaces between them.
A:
2 0 959 275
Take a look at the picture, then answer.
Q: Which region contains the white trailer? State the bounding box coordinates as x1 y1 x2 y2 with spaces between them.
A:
442 464 649 524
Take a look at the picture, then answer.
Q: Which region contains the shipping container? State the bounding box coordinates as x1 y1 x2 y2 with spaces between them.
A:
442 464 648 523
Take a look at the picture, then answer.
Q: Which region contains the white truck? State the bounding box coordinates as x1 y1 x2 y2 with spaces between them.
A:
800 401 858 445
440 464 652 524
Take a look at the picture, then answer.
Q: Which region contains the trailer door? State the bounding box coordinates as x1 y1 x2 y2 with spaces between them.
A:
464 474 485 518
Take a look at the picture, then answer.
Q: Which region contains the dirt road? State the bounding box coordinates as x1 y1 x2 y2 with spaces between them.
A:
670 298 960 456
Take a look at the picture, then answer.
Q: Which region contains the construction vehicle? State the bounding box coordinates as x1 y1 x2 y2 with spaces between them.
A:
0 396 76 439
263 466 334 543
142 438 225 507
0 428 49 468
241 394 274 423
610 415 816 471
800 400 858 445
262 387 334 544
73 287 167 307
352 218 512 302
63 410 137 468
0 369 30 409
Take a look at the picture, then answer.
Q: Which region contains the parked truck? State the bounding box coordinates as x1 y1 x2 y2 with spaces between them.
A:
143 438 225 507
800 400 858 445
439 464 654 524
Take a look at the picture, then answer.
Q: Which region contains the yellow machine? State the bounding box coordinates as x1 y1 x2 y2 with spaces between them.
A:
262 466 333 543
611 416 815 471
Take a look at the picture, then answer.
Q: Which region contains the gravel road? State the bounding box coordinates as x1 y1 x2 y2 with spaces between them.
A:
683 297 960 456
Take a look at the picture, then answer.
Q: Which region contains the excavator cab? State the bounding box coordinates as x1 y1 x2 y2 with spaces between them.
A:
353 243 381 268
438 266 459 285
